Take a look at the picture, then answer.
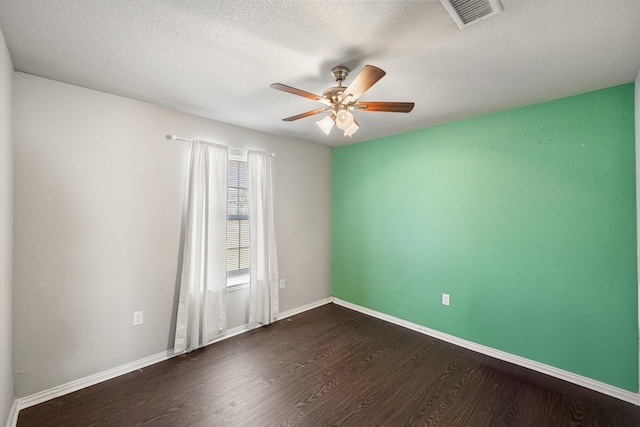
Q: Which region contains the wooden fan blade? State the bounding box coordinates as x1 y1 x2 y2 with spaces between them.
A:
341 65 386 103
282 108 329 122
354 102 415 113
270 83 331 106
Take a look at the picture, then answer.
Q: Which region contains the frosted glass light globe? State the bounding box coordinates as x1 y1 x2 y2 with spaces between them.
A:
335 110 354 130
316 115 334 135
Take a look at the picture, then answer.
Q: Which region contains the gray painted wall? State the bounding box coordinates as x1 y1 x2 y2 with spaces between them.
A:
12 73 331 397
0 30 15 426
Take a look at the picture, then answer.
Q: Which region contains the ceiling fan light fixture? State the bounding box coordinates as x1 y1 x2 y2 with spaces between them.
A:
316 115 334 135
344 118 359 137
335 109 354 130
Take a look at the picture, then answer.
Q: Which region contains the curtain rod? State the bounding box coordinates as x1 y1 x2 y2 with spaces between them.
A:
165 134 275 157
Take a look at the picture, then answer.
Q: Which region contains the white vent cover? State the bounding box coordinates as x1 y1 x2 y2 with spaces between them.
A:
440 0 503 29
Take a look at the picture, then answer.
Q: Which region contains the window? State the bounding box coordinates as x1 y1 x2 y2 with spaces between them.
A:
227 156 249 288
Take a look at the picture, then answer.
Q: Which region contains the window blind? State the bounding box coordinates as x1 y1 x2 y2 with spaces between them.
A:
227 159 250 277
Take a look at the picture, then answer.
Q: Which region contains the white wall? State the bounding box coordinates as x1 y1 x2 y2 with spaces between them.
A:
12 73 331 397
0 30 15 426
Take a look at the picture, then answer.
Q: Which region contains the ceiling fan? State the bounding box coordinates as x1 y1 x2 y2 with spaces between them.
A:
271 65 414 137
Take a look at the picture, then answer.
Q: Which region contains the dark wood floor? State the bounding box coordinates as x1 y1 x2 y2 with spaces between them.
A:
17 303 640 426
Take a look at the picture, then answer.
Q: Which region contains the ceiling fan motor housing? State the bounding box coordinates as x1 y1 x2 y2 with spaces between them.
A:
323 86 346 103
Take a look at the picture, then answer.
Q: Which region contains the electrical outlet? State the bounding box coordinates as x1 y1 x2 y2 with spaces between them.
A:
442 293 450 306
279 279 286 289
133 311 144 326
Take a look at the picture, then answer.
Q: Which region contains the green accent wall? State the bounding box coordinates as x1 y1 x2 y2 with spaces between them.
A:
331 84 638 392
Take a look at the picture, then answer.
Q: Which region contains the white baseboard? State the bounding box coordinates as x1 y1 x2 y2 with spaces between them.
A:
333 297 640 407
9 296 334 425
16 350 175 412
278 296 334 320
203 323 254 347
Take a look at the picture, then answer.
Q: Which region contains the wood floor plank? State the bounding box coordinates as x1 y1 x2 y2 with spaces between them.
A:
16 303 640 426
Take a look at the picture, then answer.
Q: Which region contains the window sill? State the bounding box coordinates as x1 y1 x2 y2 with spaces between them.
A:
227 274 249 292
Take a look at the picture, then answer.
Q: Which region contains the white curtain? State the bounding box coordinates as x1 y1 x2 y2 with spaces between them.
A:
248 152 279 328
174 141 228 354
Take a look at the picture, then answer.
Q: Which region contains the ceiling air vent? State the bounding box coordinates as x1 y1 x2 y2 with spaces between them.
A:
440 0 503 29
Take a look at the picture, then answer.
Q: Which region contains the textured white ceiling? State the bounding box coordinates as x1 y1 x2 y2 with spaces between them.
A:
1 0 639 147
